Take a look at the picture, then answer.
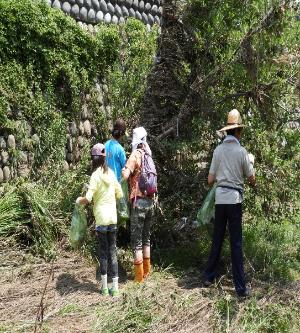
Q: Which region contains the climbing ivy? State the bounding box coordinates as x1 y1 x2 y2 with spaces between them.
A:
0 0 120 166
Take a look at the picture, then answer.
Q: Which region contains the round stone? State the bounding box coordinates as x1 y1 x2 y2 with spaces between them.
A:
112 15 118 24
91 125 98 136
102 84 109 93
3 166 11 182
135 10 142 21
158 6 162 15
32 134 40 146
7 135 16 149
84 0 92 7
97 93 104 105
79 7 88 21
145 2 151 13
132 0 138 9
129 8 135 17
100 0 107 11
92 0 100 10
52 0 61 9
122 5 129 17
125 0 133 8
76 0 84 6
71 4 80 18
96 10 104 22
83 120 92 137
107 3 115 14
79 122 85 135
0 168 3 183
88 8 96 22
0 137 6 150
139 1 145 11
148 13 154 25
115 4 122 17
1 151 9 165
45 0 52 6
154 15 160 24
67 137 73 152
119 16 125 24
151 4 158 15
63 161 70 172
69 122 77 136
82 104 89 119
78 136 84 148
142 12 148 24
62 2 71 13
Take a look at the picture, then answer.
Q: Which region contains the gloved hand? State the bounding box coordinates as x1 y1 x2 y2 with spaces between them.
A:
76 197 83 205
248 153 255 166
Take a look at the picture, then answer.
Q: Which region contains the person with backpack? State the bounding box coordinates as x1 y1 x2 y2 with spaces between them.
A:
202 109 256 297
105 119 127 183
76 143 123 296
122 127 157 283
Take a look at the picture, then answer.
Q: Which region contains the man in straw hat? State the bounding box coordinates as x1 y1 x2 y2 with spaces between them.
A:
203 109 256 297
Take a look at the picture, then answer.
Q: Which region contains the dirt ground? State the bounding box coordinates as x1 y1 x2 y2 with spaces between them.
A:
1 244 299 333
0 246 215 333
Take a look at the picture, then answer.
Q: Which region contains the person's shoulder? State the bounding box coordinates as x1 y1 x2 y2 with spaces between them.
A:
239 145 248 155
214 144 223 154
107 167 115 177
91 167 102 179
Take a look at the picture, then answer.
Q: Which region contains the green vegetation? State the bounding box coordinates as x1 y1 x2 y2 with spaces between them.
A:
0 1 299 332
152 0 300 282
0 0 157 256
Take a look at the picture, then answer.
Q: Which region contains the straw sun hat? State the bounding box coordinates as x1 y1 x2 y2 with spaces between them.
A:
219 109 246 132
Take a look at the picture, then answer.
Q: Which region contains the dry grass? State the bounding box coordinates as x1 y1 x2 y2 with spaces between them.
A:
0 243 299 333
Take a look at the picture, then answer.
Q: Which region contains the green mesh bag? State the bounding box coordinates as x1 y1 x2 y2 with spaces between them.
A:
69 204 87 249
117 180 129 225
197 184 217 227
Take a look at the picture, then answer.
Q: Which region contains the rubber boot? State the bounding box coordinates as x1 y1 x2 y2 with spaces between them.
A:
134 261 144 283
143 258 151 279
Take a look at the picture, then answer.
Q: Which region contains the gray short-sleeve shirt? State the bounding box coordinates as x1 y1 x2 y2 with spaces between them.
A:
209 136 254 204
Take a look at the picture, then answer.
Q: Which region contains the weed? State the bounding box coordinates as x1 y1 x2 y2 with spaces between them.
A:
58 303 83 317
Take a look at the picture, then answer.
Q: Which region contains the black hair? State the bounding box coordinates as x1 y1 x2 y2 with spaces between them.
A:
226 127 242 137
112 119 126 139
92 155 108 173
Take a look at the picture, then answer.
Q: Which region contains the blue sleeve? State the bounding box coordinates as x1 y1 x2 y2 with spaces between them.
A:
119 146 126 169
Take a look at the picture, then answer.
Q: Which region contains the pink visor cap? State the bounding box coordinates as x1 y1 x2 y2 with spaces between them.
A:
91 143 106 156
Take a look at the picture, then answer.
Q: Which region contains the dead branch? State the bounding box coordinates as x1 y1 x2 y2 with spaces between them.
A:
156 0 288 140
34 261 54 333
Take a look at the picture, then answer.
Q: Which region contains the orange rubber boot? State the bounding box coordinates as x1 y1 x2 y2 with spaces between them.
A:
143 258 151 278
134 261 144 283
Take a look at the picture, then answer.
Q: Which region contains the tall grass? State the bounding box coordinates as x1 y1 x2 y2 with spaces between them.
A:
0 187 28 237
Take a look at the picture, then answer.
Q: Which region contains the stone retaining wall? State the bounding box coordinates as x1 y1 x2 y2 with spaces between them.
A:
0 82 109 184
47 0 163 28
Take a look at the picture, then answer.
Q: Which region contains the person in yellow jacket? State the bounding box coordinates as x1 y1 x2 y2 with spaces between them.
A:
76 143 123 296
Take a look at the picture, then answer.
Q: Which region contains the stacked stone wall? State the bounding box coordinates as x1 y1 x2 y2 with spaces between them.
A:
0 82 110 184
47 0 163 29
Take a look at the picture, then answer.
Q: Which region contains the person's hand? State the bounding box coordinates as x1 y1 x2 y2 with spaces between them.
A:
76 197 84 205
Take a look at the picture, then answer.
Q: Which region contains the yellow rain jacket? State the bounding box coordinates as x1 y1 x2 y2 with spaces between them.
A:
85 167 123 226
